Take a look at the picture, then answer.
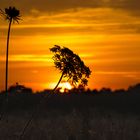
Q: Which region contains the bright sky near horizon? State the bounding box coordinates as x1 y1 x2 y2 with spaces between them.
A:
0 0 140 91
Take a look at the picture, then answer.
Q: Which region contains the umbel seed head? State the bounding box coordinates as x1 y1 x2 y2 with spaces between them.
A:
0 6 21 23
50 45 92 87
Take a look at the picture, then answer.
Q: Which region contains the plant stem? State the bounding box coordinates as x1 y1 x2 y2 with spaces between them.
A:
5 18 12 97
52 71 64 92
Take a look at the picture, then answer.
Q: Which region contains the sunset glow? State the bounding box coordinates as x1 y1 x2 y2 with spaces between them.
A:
0 1 140 91
58 82 72 93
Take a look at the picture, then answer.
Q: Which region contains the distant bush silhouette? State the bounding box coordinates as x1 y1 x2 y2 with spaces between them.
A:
127 83 140 93
8 83 32 95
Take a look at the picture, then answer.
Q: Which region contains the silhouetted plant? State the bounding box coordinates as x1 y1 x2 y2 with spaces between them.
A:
0 6 21 95
8 83 32 94
19 46 91 139
50 45 91 91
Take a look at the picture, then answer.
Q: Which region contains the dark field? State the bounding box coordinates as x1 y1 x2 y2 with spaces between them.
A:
0 84 140 140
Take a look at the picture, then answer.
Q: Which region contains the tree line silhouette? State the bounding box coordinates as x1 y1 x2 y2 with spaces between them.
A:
0 83 140 112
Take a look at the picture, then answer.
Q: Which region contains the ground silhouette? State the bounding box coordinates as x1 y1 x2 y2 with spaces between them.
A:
0 83 140 140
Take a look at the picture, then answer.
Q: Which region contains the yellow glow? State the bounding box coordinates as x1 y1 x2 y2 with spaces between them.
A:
58 82 72 93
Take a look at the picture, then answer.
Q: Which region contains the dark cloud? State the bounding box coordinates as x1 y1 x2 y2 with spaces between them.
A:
0 0 100 14
106 0 140 16
1 22 140 37
0 0 140 16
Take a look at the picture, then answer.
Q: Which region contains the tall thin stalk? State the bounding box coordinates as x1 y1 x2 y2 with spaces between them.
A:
0 6 21 94
0 6 21 120
5 18 12 97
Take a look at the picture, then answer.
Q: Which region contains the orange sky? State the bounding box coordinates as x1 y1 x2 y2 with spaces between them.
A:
0 0 140 91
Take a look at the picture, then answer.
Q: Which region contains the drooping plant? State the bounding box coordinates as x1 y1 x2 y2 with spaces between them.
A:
0 6 21 95
50 45 91 91
19 46 91 139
